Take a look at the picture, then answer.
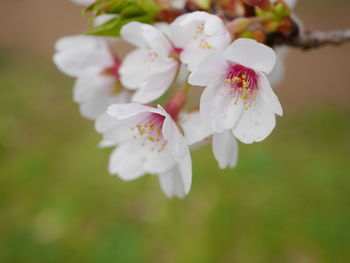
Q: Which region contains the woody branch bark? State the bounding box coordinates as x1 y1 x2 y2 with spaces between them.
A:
272 29 350 50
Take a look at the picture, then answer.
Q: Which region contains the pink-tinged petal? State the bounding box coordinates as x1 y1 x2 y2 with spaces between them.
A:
107 103 164 119
53 35 113 77
158 166 186 198
119 49 150 90
132 61 178 103
180 111 212 145
188 51 228 86
212 131 238 169
109 143 145 180
258 73 283 116
200 83 244 133
232 93 276 144
120 22 147 48
224 38 276 74
142 24 173 57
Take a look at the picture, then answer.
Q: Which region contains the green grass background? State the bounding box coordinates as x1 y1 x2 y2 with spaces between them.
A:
0 48 349 263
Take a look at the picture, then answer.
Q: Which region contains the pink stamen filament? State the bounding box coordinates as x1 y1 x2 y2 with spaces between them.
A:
132 113 167 152
224 64 258 109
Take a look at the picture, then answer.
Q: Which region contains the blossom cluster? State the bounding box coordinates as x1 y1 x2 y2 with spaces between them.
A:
53 1 291 198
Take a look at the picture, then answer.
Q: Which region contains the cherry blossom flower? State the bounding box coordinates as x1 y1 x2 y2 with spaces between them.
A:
95 103 192 198
120 22 182 104
53 35 130 120
170 11 231 71
189 38 283 144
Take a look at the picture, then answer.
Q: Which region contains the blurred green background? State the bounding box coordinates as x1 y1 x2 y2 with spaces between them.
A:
0 0 350 262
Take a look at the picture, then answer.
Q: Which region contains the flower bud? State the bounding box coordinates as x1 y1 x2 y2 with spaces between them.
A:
164 91 188 121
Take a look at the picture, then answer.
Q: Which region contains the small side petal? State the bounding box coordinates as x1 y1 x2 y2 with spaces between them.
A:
258 73 283 116
158 166 186 198
212 131 238 169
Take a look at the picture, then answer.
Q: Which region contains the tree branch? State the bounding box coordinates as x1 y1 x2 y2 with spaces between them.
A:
273 29 350 50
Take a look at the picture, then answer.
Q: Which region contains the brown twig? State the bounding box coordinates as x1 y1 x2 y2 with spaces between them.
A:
272 29 350 50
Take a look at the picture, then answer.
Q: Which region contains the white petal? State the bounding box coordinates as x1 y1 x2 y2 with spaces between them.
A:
258 73 283 116
200 83 244 133
109 144 145 180
188 51 228 86
224 38 276 74
132 61 178 103
120 22 147 48
161 107 192 194
158 165 186 198
179 41 211 71
232 92 276 144
267 47 288 86
119 48 150 90
142 24 173 57
143 149 176 174
53 35 113 77
180 111 212 145
212 131 238 169
169 13 198 48
74 70 130 120
107 103 163 119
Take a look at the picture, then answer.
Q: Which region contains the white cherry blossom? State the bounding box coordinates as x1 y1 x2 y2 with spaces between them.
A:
53 35 130 120
95 103 192 198
189 38 283 144
170 11 231 71
120 22 182 104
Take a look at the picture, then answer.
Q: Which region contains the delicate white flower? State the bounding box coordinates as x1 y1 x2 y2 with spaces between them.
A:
181 111 238 169
189 38 283 144
170 11 231 71
53 35 130 120
120 22 182 104
95 103 192 198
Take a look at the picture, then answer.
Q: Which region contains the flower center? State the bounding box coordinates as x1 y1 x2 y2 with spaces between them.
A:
132 113 167 152
194 23 213 50
101 59 121 79
224 64 258 109
168 47 183 61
